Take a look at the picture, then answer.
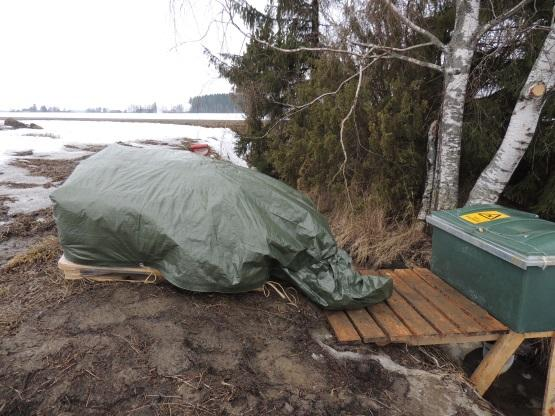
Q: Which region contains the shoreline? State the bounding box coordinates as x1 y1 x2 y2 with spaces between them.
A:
0 115 246 131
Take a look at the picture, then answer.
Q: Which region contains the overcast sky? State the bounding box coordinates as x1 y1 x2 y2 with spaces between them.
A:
0 0 261 110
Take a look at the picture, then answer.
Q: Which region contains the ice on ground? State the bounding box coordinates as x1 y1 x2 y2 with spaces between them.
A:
2 186 53 215
0 120 247 216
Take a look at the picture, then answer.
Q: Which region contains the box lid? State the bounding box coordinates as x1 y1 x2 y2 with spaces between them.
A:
426 204 555 270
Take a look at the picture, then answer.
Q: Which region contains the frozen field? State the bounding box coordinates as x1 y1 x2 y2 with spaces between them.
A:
0 111 245 121
0 120 246 216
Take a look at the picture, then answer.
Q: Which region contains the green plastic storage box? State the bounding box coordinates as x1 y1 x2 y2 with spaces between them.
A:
427 204 555 332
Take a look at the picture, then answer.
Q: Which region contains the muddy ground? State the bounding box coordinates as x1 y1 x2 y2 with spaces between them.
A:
0 236 495 416
0 148 541 416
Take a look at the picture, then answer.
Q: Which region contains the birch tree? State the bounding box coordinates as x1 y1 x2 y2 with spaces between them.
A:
413 0 539 212
433 0 481 210
467 15 555 204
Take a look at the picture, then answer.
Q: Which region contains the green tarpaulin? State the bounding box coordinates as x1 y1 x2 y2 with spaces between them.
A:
51 144 392 309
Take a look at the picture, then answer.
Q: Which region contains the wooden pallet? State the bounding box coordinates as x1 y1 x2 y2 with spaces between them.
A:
327 268 509 345
58 255 164 283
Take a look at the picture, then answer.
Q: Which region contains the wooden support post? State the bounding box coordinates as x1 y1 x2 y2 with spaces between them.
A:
470 331 524 395
544 335 555 416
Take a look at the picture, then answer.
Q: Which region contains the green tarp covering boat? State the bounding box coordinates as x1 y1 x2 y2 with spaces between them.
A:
51 144 391 309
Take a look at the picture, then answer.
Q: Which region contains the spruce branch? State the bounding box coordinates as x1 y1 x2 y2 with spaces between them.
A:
223 0 362 57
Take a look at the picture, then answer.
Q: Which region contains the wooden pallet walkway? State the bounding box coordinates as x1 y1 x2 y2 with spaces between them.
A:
327 268 508 345
327 267 555 416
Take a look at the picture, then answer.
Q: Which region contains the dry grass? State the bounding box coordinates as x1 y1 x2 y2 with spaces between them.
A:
4 235 61 271
10 157 82 183
326 196 431 268
0 181 42 189
0 208 56 242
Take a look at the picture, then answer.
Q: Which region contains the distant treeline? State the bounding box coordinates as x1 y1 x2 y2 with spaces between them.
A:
11 103 158 113
126 103 158 113
13 104 70 113
10 95 242 114
188 93 241 113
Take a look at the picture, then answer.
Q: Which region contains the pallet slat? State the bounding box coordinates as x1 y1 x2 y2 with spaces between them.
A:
367 302 412 341
326 311 361 343
346 309 388 343
375 269 438 337
412 268 507 333
394 269 485 334
386 290 438 337
383 270 461 335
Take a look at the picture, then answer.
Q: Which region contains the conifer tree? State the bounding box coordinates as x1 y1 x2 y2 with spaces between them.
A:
212 0 319 170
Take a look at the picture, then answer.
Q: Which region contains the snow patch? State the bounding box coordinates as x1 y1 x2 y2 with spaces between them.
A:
0 120 246 167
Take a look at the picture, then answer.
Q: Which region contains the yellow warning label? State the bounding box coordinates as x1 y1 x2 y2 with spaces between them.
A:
460 210 510 224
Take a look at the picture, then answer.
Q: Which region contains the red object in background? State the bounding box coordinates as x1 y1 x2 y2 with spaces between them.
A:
190 143 210 156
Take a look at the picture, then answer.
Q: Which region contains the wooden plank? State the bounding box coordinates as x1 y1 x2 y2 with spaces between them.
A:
543 335 555 416
346 309 388 344
375 269 437 337
394 269 484 334
386 290 438 337
412 268 507 333
470 332 524 395
524 331 555 339
326 311 361 343
382 270 461 335
408 332 503 346
64 271 161 283
367 302 412 341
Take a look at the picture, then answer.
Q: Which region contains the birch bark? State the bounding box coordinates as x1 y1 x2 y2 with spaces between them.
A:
434 0 481 210
467 22 555 205
418 120 438 220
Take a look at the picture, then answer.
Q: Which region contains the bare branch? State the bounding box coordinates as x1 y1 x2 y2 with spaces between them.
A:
349 40 436 53
242 33 363 57
384 53 443 72
334 58 368 210
383 0 446 50
279 60 374 111
478 0 533 38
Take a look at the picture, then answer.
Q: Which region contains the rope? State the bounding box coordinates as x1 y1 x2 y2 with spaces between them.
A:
262 281 299 308
143 272 159 284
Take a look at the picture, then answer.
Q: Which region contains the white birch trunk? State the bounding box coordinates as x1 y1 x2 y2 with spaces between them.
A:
435 0 481 210
418 120 438 220
467 22 555 205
